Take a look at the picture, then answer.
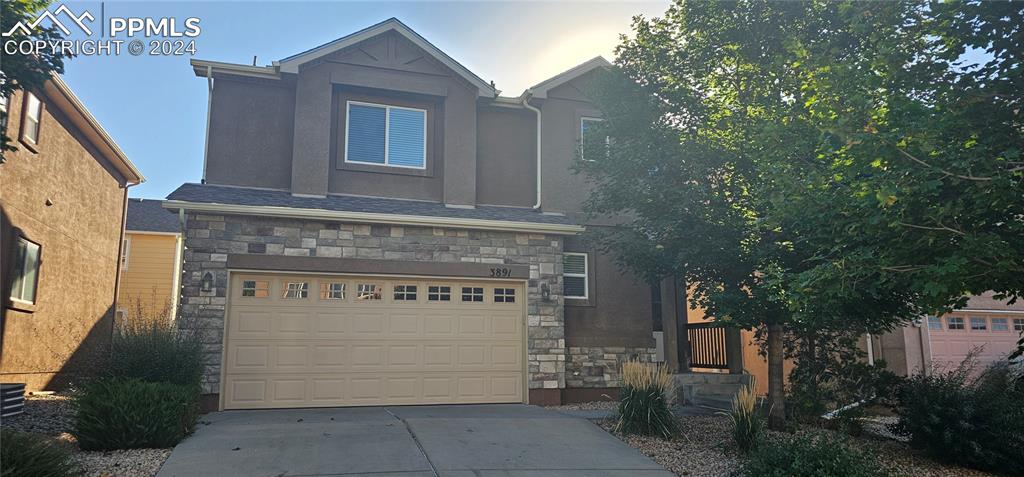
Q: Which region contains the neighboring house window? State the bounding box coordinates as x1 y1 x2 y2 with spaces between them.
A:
10 237 41 304
970 317 987 331
461 287 484 302
0 92 8 134
282 282 309 299
121 238 131 270
356 284 382 300
947 317 964 330
345 101 426 169
241 280 269 297
394 285 417 301
494 288 515 303
991 318 1009 332
927 316 942 331
21 91 43 146
427 285 451 301
1014 318 1024 332
320 282 345 300
563 253 588 299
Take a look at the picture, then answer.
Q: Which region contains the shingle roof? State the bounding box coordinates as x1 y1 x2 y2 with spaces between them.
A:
126 198 179 233
165 183 576 226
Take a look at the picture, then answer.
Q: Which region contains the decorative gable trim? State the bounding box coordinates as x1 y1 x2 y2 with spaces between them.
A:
274 18 495 98
527 56 612 99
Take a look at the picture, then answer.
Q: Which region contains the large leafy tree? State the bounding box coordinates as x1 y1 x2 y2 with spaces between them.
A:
578 0 1022 429
1 0 70 159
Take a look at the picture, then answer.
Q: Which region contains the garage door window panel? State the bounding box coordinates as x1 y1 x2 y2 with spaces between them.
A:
241 280 270 298
1014 319 1024 331
461 287 484 302
494 288 515 303
947 317 964 330
394 285 418 301
357 284 383 301
991 318 1008 331
283 282 309 299
428 285 451 302
320 282 346 300
970 317 987 331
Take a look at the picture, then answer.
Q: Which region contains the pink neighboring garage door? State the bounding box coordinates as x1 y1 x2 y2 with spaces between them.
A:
927 312 1023 369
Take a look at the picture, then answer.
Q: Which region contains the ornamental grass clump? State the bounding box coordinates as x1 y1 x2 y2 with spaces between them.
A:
615 360 678 438
0 428 80 477
727 378 763 452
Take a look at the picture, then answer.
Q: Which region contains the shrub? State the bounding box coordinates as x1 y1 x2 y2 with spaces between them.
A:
0 428 80 477
615 360 678 438
72 378 199 450
727 378 763 452
107 312 204 387
738 434 888 477
892 359 1024 475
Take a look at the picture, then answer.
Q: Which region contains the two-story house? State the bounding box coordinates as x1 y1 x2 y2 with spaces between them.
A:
1 74 143 390
167 18 731 410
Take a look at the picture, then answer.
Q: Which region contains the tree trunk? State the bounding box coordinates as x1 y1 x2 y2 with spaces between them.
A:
766 322 786 431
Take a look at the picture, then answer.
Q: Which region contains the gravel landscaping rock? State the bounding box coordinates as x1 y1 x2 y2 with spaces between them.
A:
545 400 618 411
2 394 172 477
601 412 997 477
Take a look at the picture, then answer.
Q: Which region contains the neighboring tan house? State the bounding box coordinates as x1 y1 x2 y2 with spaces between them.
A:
117 198 182 321
167 18 742 410
1 75 144 391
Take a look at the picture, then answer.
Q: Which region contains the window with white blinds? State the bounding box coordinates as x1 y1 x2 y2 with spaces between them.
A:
345 101 426 169
563 253 588 299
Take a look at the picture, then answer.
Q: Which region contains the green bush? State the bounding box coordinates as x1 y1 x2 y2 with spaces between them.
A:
0 428 80 477
72 378 199 450
107 316 204 387
892 360 1024 475
615 361 678 438
738 434 888 477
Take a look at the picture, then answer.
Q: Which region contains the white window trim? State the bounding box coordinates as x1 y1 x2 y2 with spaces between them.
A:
10 237 41 305
22 92 42 145
121 237 131 271
564 252 589 300
580 117 607 161
344 100 427 170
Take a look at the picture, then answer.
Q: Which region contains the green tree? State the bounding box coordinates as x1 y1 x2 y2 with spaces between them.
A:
1 0 71 158
576 0 1002 429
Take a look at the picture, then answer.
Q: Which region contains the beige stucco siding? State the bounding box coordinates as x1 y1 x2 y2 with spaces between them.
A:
117 232 180 320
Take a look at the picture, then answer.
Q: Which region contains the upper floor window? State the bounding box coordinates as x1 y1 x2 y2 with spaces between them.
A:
563 253 588 300
10 237 41 304
580 117 606 160
21 91 42 146
345 101 426 169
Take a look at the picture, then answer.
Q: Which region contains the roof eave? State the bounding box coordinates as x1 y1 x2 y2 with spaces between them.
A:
162 200 584 235
190 59 282 80
526 56 612 99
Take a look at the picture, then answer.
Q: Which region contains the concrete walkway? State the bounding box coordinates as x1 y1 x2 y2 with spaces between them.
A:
157 404 673 477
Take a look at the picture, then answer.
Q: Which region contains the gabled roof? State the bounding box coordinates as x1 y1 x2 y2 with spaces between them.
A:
526 56 612 99
126 198 179 233
273 18 496 98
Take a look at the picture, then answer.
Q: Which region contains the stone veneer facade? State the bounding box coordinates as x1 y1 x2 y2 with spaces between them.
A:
178 212 648 401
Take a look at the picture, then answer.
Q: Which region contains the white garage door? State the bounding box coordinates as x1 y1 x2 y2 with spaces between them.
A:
223 273 525 409
927 313 1023 369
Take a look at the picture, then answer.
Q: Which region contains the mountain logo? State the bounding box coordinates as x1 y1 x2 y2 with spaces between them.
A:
2 4 94 37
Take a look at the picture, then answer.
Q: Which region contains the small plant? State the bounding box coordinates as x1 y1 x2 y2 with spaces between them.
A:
738 433 888 477
72 378 199 450
726 377 762 452
615 360 678 438
0 428 80 477
107 306 205 387
893 358 1024 475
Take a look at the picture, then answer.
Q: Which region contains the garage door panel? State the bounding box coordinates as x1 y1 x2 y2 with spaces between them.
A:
225 274 524 409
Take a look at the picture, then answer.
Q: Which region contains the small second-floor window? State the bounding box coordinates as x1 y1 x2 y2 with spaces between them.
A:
10 237 41 304
21 92 42 146
580 117 607 160
345 101 426 169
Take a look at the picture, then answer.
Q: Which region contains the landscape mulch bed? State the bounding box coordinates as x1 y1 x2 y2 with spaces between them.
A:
590 406 996 477
2 394 172 477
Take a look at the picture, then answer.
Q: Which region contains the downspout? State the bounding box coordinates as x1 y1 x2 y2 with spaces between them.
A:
522 93 542 210
201 65 214 184
865 333 875 366
112 181 139 328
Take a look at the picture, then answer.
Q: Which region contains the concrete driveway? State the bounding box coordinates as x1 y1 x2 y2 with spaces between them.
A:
156 404 672 477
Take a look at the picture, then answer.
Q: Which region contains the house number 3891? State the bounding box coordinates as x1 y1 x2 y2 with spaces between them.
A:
489 268 512 278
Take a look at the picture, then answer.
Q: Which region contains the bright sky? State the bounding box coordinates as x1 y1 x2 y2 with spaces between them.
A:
56 1 670 199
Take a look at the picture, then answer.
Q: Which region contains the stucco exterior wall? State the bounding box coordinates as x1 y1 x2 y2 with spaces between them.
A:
1 89 127 390
117 232 180 320
177 213 566 397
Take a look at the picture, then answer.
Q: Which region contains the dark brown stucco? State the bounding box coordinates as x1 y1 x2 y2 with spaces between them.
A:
1 89 129 390
476 106 536 208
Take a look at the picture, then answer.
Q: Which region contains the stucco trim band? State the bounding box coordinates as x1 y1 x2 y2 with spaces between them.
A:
226 254 530 280
163 200 585 235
